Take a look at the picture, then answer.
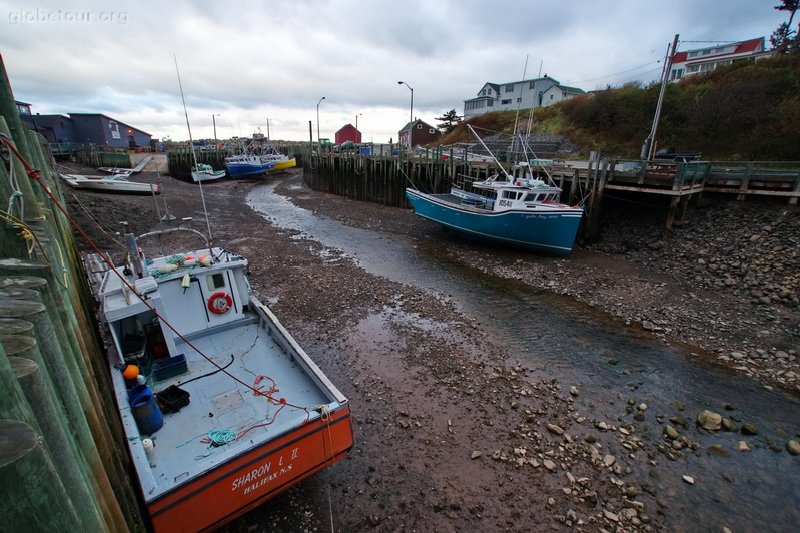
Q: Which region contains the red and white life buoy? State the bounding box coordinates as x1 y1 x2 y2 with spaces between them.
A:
207 291 233 314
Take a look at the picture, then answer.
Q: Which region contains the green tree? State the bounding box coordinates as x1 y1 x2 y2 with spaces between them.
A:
435 109 462 134
770 0 799 53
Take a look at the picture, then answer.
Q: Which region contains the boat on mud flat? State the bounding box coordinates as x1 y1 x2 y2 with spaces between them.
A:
405 127 583 255
225 154 276 178
98 155 153 177
95 232 353 532
260 144 297 173
59 173 161 195
191 163 227 182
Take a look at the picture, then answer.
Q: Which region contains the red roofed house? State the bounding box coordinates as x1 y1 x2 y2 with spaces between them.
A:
335 124 361 144
668 37 769 82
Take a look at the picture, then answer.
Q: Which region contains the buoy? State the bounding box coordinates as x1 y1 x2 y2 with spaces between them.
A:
123 365 139 380
142 438 154 454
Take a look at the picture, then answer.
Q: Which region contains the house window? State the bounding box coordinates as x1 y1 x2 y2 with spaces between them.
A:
416 124 422 129
505 84 514 92
429 128 435 134
550 94 554 100
501 99 511 105
517 97 522 103
487 100 493 107
529 82 536 89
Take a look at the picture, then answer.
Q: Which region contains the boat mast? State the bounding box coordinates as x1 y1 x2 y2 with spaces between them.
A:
640 34 679 161
468 124 512 179
174 54 214 248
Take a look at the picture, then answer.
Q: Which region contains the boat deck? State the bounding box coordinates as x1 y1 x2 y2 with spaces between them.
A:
112 315 331 502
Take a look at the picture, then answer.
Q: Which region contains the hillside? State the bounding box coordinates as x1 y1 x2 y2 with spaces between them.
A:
440 54 800 161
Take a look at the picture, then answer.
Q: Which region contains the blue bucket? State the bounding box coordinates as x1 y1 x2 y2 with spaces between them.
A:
128 384 153 406
131 394 164 435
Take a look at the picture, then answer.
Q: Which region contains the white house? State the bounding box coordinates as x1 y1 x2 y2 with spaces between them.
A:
463 76 585 118
668 37 769 81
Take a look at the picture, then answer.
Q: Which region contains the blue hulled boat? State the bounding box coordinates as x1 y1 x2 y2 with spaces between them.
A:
406 125 583 254
224 154 276 178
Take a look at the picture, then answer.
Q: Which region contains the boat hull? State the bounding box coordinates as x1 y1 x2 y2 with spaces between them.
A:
60 174 161 195
147 406 353 532
269 158 297 172
225 161 276 178
406 188 582 254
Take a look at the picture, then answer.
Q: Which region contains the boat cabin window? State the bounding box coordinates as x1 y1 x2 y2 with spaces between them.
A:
524 193 540 202
206 273 226 291
502 191 522 200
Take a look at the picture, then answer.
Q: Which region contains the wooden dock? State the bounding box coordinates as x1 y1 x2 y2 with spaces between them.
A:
302 147 800 239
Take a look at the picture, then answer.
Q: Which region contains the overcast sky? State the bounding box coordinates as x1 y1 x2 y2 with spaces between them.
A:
0 0 788 144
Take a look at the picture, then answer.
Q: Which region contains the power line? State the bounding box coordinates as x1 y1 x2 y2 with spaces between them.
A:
563 60 662 85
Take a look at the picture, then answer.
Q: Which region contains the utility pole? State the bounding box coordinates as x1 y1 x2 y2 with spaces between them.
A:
641 33 679 161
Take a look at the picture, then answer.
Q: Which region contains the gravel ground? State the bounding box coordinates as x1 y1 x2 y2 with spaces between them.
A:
60 156 799 532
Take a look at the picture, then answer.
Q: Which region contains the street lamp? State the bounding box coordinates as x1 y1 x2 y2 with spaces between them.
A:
316 96 326 145
397 81 413 123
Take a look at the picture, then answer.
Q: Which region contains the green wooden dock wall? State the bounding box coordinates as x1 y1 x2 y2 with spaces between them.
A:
0 56 144 531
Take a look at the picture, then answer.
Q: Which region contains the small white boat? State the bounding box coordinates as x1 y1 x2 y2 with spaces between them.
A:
191 163 227 183
98 155 153 176
59 173 161 195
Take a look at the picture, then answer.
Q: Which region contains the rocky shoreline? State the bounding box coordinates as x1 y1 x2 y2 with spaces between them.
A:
63 162 799 532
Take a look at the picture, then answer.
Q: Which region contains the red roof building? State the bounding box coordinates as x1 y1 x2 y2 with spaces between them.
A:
669 37 768 81
335 124 361 144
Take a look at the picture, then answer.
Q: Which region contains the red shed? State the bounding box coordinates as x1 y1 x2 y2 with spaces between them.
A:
335 124 362 144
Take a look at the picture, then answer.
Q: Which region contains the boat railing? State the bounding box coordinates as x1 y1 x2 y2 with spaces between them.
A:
137 227 210 250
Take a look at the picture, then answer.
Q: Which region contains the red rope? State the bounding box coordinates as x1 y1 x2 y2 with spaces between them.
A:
1 135 311 420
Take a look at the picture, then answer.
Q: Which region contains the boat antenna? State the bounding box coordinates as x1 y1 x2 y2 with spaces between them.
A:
174 53 214 251
467 124 511 180
512 54 529 145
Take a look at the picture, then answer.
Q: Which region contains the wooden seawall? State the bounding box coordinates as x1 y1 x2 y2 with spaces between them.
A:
0 57 144 531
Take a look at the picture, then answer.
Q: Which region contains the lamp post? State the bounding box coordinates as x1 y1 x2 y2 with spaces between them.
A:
397 81 414 148
316 96 326 147
397 81 413 124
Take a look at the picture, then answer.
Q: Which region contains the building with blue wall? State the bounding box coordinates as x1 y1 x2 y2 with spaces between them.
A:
17 101 152 149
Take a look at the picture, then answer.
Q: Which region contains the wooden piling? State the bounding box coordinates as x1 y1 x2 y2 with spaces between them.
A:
7 352 106 530
0 419 82 530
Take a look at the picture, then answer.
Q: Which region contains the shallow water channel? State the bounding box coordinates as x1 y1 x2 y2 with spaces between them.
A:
247 182 800 532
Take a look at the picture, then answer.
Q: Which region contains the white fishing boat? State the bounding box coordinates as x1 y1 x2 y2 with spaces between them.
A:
59 173 161 195
92 230 353 532
191 163 227 182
